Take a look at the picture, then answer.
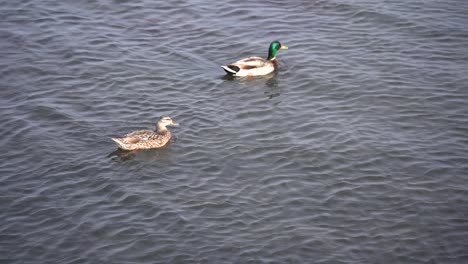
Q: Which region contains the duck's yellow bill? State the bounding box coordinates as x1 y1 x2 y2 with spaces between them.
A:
280 45 288 50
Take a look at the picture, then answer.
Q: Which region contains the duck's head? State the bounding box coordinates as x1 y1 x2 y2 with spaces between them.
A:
157 116 178 131
267 41 288 60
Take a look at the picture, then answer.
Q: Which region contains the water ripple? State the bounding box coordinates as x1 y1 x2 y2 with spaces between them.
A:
1 0 468 263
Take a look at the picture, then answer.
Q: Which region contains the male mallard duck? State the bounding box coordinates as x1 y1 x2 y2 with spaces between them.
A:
221 41 288 77
111 116 178 151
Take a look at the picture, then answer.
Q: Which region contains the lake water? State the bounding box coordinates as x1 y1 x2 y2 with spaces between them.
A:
1 0 468 263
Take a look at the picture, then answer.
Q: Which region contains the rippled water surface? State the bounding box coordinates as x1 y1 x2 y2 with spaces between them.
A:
2 0 468 263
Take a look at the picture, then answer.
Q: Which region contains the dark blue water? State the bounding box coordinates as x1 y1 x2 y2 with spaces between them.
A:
1 0 468 263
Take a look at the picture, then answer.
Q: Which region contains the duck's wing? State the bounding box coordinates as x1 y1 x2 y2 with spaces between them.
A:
222 57 268 74
231 57 268 68
122 130 154 143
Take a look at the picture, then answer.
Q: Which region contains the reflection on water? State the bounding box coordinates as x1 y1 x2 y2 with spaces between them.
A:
221 73 281 99
109 147 172 162
108 148 138 161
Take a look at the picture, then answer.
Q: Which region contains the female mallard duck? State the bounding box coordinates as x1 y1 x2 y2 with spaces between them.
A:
111 116 178 151
221 41 288 77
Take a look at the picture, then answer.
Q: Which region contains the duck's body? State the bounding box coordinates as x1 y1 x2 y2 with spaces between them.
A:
221 41 288 77
221 57 278 77
111 116 178 151
111 130 172 151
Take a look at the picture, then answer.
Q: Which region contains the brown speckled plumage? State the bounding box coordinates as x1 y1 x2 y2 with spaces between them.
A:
111 116 178 151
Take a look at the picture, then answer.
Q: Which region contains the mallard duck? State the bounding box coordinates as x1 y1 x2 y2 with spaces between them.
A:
221 41 288 77
111 116 178 151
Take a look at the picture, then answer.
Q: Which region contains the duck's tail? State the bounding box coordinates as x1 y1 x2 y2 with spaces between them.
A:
111 137 132 150
221 65 239 75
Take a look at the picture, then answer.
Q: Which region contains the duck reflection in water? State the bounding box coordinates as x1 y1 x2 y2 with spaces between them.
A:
222 73 281 99
108 144 173 161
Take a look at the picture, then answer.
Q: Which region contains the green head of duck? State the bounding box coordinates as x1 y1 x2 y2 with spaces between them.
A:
267 41 288 60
